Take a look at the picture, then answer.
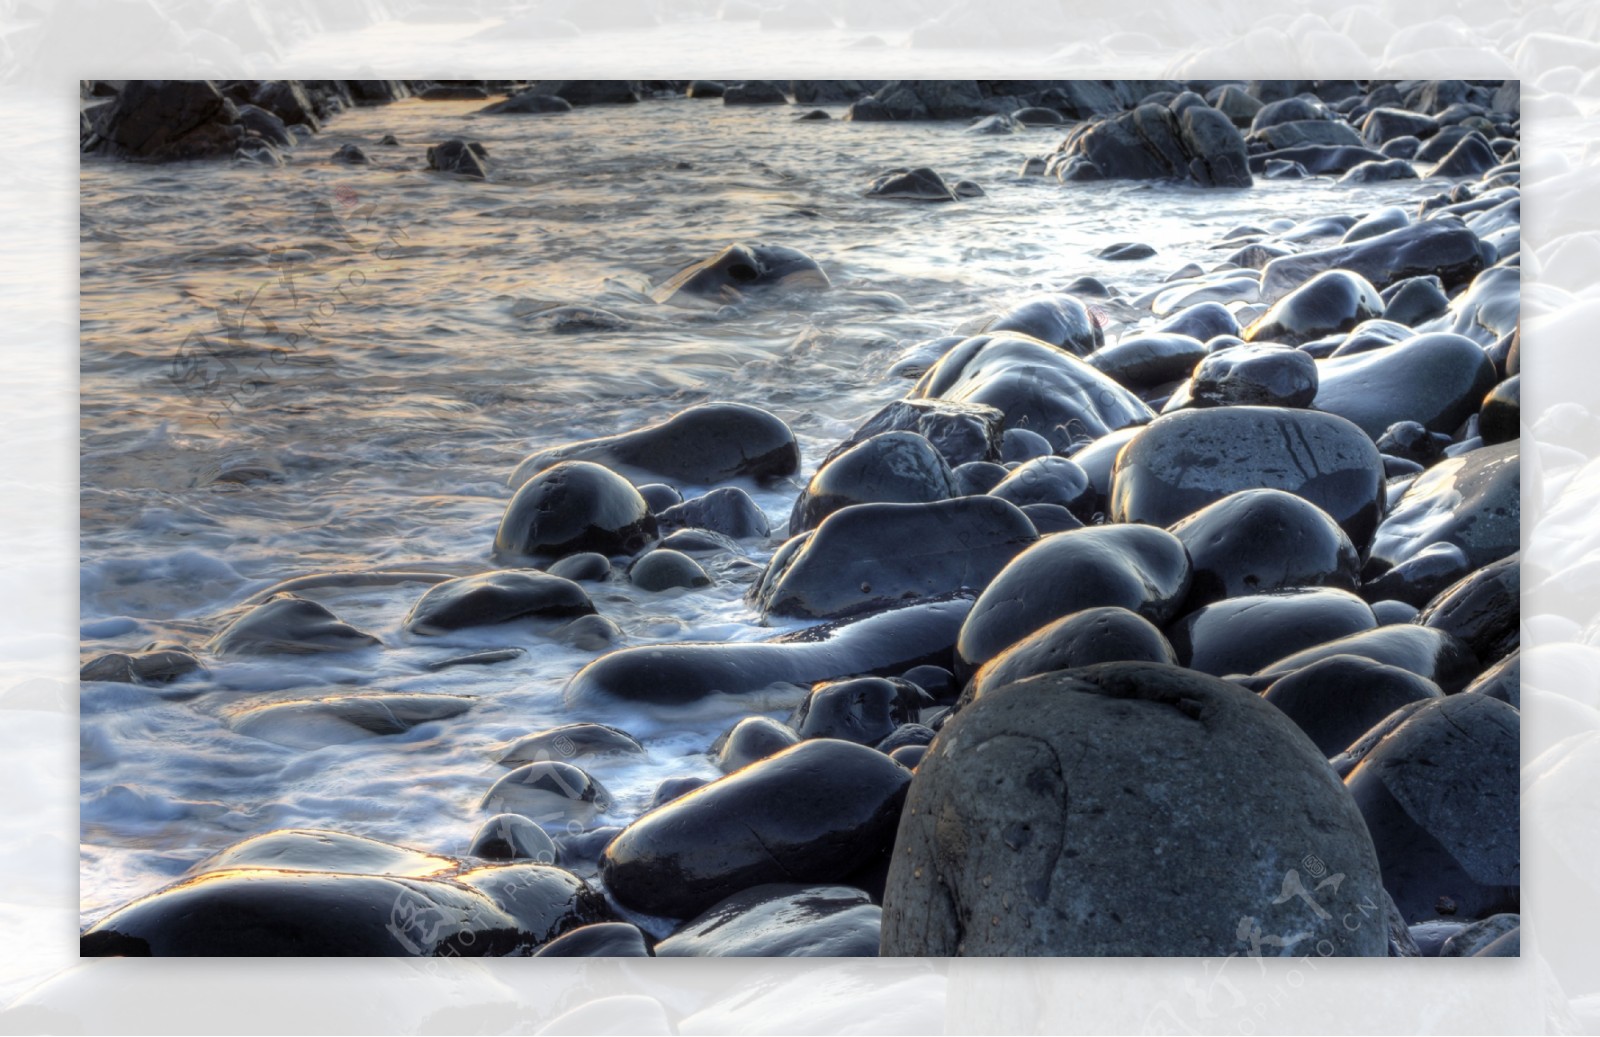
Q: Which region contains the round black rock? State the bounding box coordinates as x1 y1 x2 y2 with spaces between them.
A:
789 677 932 746
629 549 712 591
403 570 595 634
532 922 650 957
1181 344 1318 409
1167 588 1377 677
601 739 912 919
713 716 799 772
654 884 880 957
1245 269 1384 346
494 461 657 560
1262 654 1445 756
1313 332 1498 439
880 662 1389 956
789 431 955 533
1170 488 1360 611
956 524 1191 674
469 813 560 863
967 606 1176 700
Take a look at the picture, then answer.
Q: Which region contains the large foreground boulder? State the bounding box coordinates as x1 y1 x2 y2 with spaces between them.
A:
881 663 1389 955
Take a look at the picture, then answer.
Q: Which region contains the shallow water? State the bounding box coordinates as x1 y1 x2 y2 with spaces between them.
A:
79 94 1431 926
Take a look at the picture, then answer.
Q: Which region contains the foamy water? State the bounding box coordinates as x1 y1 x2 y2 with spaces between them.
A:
79 93 1433 926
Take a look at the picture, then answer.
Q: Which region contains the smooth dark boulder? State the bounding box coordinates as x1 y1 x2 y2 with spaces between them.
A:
1262 654 1444 756
788 431 955 533
498 723 643 766
511 403 800 488
1338 159 1419 184
967 606 1176 700
655 885 880 957
426 139 487 178
1382 276 1451 326
1366 440 1518 578
911 334 1154 453
981 295 1104 357
1417 554 1518 664
1000 428 1054 463
1343 695 1519 923
956 524 1191 673
1361 107 1439 145
1244 269 1384 346
724 80 788 105
477 91 573 115
1156 301 1240 342
480 761 611 824
881 663 1388 955
952 460 1008 496
637 483 683 513
1463 648 1517 708
231 693 471 749
564 597 972 708
713 716 799 772
403 571 594 634
1110 406 1386 553
532 922 650 957
1167 588 1376 677
1085 333 1207 389
495 461 657 560
1178 344 1318 409
1431 133 1497 178
601 739 912 919
80 643 202 685
469 813 559 862
1253 624 1480 694
545 552 611 582
826 398 1002 469
208 593 379 656
658 487 768 540
1313 333 1497 439
1259 220 1485 299
789 676 931 745
866 167 957 202
753 497 1036 621
629 549 712 591
1170 488 1359 611
1479 376 1519 445
651 243 830 307
988 457 1094 519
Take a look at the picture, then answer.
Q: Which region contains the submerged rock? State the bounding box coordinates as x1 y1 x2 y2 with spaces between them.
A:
208 593 379 656
652 243 829 306
426 139 488 179
404 571 594 634
231 693 470 749
655 884 880 957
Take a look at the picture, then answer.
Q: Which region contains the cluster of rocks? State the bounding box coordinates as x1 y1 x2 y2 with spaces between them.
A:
81 82 1519 959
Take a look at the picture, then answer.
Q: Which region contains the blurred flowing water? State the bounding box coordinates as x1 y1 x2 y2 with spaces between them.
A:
79 95 1448 928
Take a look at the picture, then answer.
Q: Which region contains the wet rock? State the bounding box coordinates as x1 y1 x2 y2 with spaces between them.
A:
1259 220 1485 299
80 831 606 956
1479 375 1519 445
788 431 955 533
426 139 487 178
826 398 1003 469
1019 504 1081 534
545 552 611 582
511 403 800 488
403 571 594 634
999 428 1054 463
469 814 559 862
789 676 931 745
1247 144 1388 176
498 465 654 565
1366 440 1518 578
1313 332 1497 439
477 91 572 114
637 483 683 513
629 549 712 591
911 334 1154 453
1373 421 1451 467
481 761 612 825
1431 133 1497 178
652 243 830 306
1253 624 1480 694
526 80 639 105
649 777 710 810
1057 102 1251 188
80 644 202 685
724 80 789 105
602 739 912 919
1177 344 1318 409
866 167 957 202
753 497 1036 621
655 884 880 957
533 922 650 957
235 104 291 148
981 295 1104 357
846 80 984 121
1168 588 1376 677
988 457 1094 519
658 487 768 540
1095 241 1156 261
890 745 927 769
1170 488 1359 611
1262 654 1445 756
1338 159 1419 184
967 606 1176 700
564 597 972 708
877 724 936 754
1110 406 1386 553
686 80 726 99
330 143 368 164
1361 107 1439 145
1156 301 1240 342
713 716 799 772
91 80 242 162
881 662 1388 955
229 692 469 749
1343 695 1519 923
208 593 379 656
1256 120 1364 150
1417 554 1518 665
1382 276 1451 326
952 461 1008 496
497 723 645 765
1244 270 1384 346
956 524 1191 673
1439 914 1519 957
1085 333 1207 390
1464 649 1517 707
